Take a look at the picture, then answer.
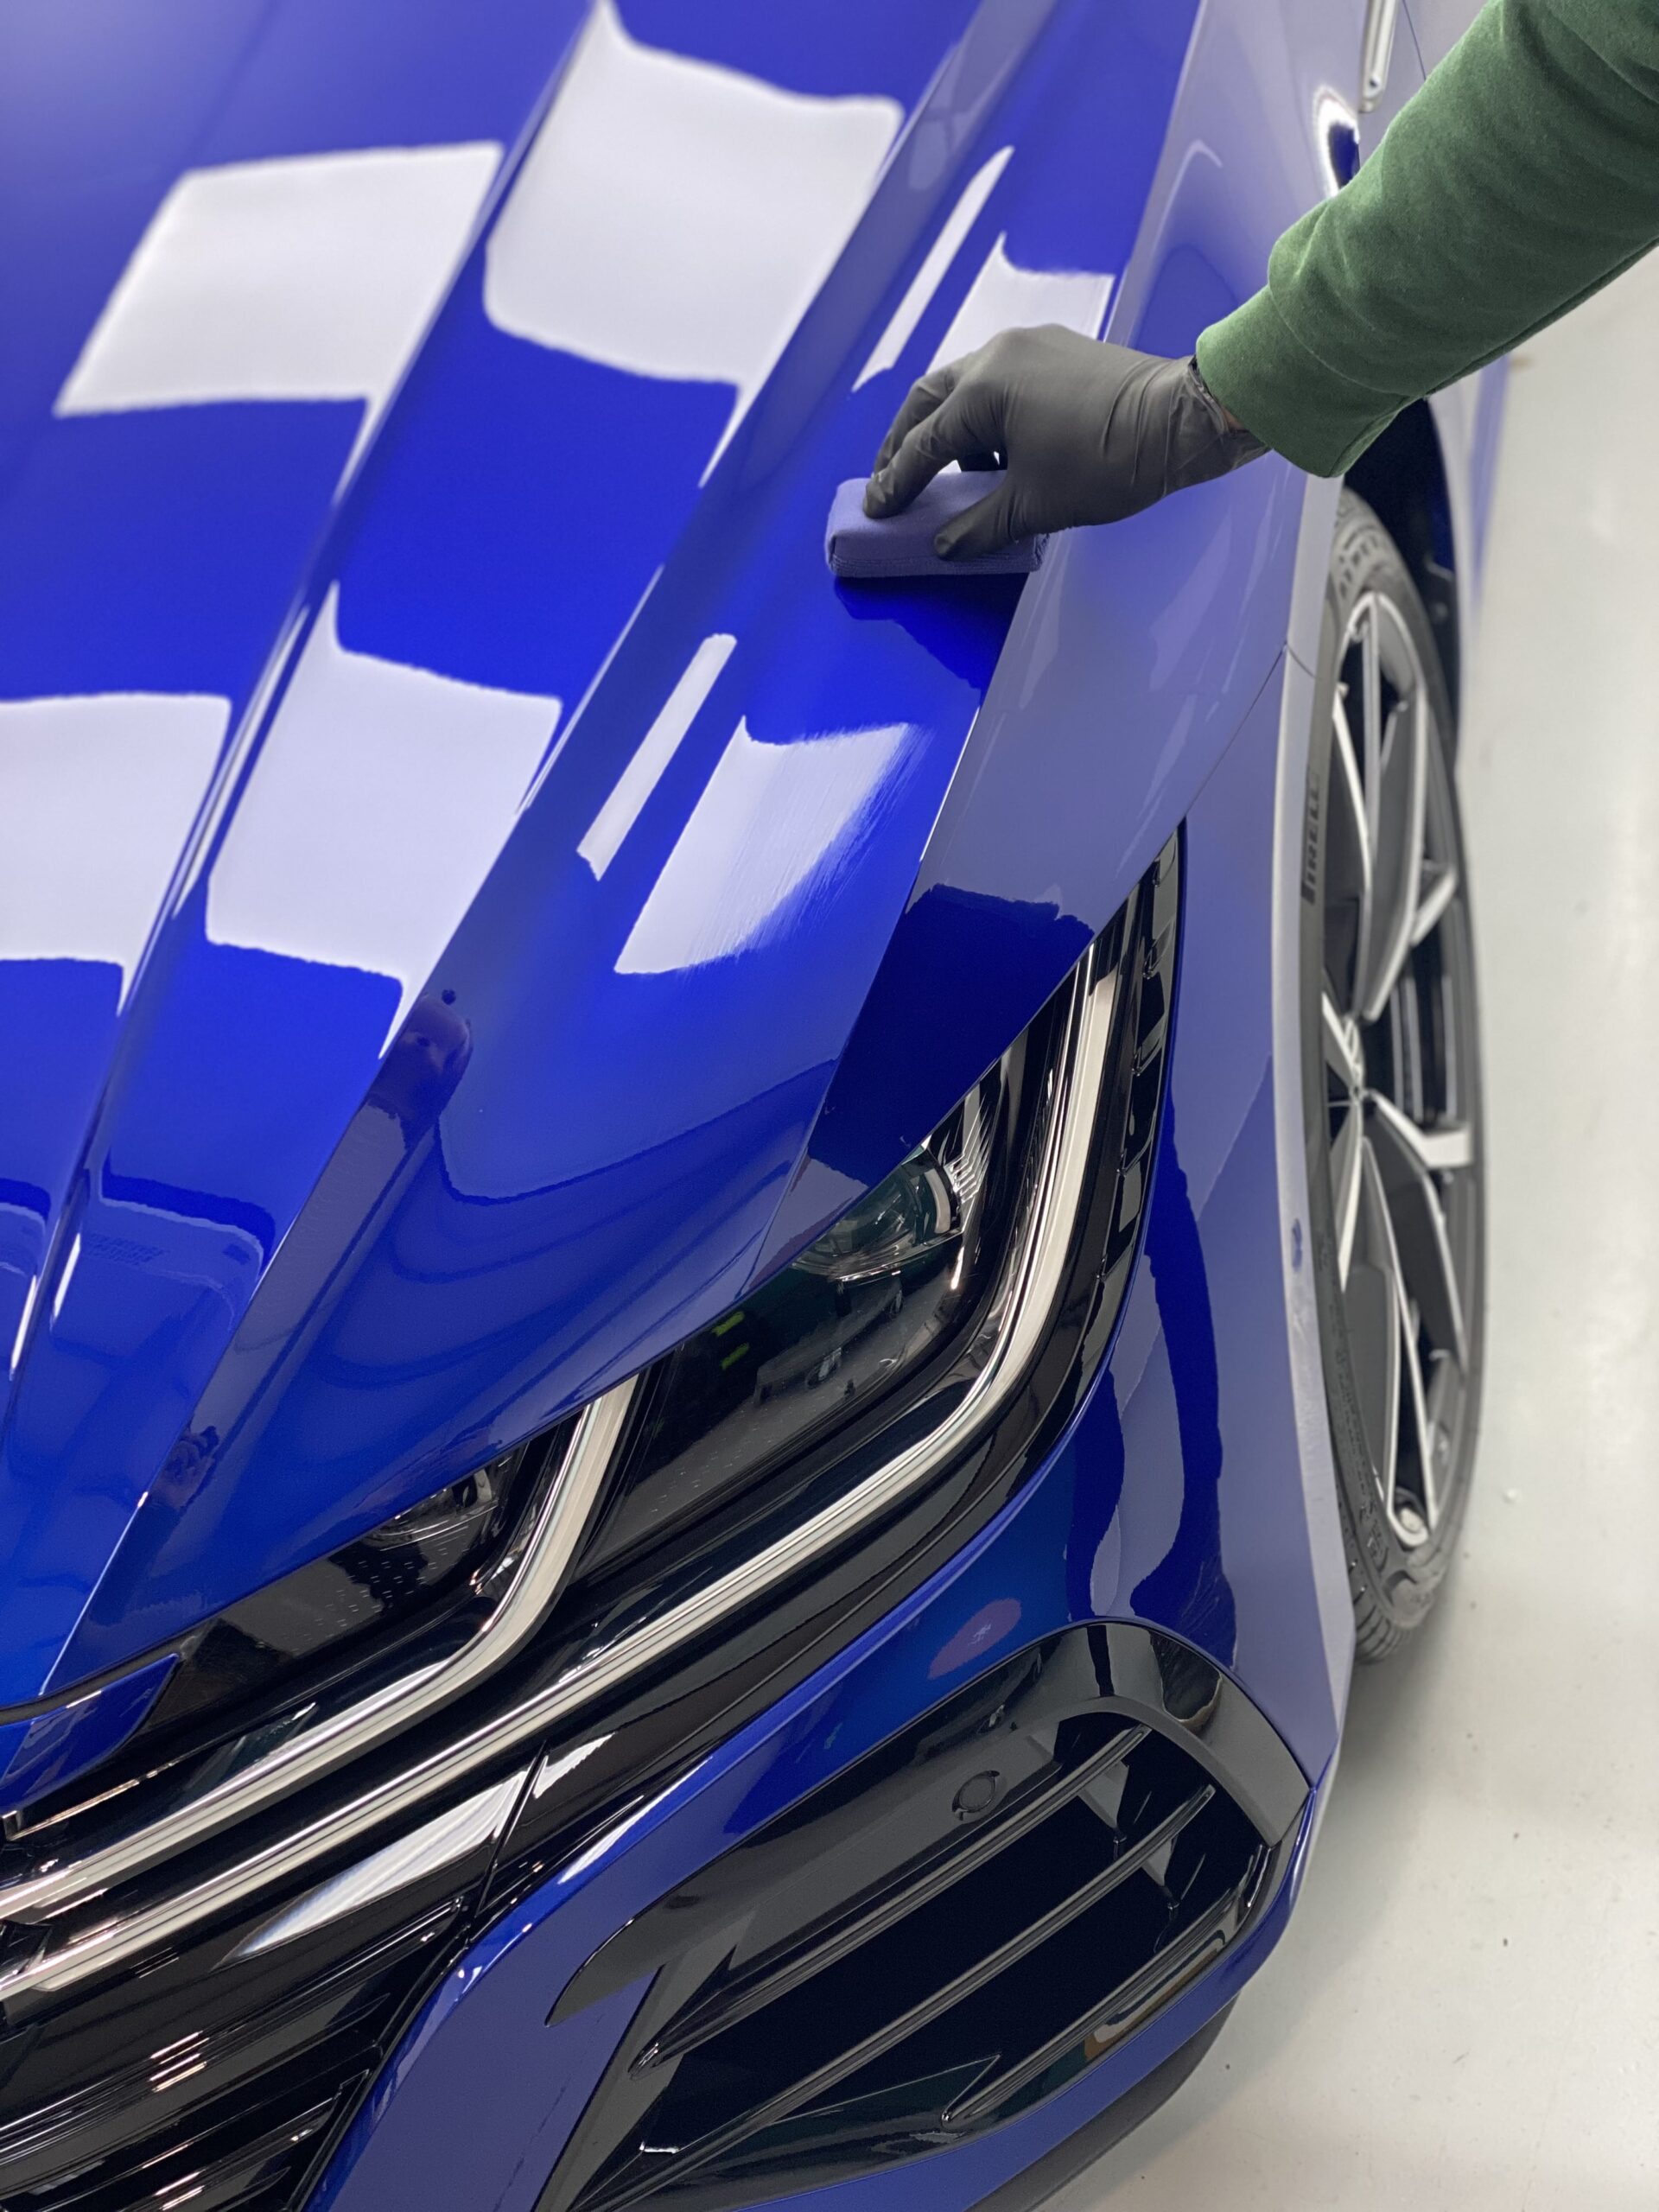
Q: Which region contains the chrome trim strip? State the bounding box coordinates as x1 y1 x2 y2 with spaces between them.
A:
232 1767 529 1959
0 944 1124 2013
0 1383 636 1928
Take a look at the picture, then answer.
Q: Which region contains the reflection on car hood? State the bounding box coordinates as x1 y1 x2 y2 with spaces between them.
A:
0 0 1195 1701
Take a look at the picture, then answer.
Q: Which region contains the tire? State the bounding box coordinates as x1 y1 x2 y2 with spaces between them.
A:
1301 492 1485 1661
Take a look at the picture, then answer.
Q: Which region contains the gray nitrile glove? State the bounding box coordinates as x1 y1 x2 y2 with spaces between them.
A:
864 324 1266 558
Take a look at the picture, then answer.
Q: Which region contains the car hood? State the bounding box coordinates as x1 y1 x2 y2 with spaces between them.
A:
0 0 1203 1703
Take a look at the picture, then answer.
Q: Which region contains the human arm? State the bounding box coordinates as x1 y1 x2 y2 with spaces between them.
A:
866 0 1659 553
1198 0 1659 474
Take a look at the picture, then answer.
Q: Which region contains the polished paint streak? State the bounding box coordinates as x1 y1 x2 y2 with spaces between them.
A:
56 143 503 479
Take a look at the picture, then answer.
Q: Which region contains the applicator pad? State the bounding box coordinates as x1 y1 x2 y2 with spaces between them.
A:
824 472 1046 579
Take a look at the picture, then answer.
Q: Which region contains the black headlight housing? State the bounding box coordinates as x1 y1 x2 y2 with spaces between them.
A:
573 993 1063 1590
8 836 1178 1849
549 831 1180 1677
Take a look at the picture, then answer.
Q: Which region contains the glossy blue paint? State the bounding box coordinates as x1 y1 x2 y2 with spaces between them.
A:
0 1650 175 1815
0 0 597 1701
762 0 1380 1248
1 0 1501 2201
0 0 1198 1703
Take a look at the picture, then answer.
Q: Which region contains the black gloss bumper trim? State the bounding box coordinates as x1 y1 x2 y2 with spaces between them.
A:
531 1624 1303 2212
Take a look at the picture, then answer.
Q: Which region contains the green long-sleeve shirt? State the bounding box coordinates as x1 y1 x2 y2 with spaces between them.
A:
1195 0 1659 477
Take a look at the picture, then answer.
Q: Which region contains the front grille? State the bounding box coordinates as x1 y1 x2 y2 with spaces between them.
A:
0 1809 501 2212
536 1625 1306 2212
8 2076 338 2212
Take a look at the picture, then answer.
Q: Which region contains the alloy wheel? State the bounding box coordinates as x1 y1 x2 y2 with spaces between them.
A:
1319 589 1481 1552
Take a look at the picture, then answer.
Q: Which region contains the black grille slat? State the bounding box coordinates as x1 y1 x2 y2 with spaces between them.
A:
576 1778 1222 2212
636 1722 1153 2075
940 1866 1258 2128
0 1906 455 2190
537 1627 1305 2212
587 1780 1219 2212
0 1798 506 2212
1 2084 342 2212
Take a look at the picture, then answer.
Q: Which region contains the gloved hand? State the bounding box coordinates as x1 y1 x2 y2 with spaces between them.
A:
864 324 1265 559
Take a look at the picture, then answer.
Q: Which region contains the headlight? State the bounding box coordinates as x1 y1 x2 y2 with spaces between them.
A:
573 1010 1058 1586
0 1450 536 1827
158 1458 522 1727
558 835 1179 1649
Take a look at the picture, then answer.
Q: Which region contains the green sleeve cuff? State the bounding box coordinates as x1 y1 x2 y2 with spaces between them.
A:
1197 293 1402 479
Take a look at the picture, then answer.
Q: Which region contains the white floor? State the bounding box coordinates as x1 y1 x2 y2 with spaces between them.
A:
1060 257 1659 2210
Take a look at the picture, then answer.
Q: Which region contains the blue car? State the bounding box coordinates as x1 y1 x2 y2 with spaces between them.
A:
0 3 1497 2206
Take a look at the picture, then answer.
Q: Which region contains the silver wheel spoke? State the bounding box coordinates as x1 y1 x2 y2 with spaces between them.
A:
1344 1143 1402 1522
1421 1355 1459 1528
1369 1090 1473 1179
1413 1122 1474 1173
1331 689 1370 880
1329 686 1373 1004
1410 860 1459 946
1368 1090 1467 1369
1368 1153 1437 1541
1321 991 1365 1093
1360 684 1428 1020
1361 596 1383 847
1395 1287 1437 1536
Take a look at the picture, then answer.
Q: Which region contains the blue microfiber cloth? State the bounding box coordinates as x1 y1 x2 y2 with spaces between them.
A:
824 471 1046 579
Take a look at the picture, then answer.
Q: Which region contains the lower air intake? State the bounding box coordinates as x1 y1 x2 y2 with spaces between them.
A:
538 1624 1307 2212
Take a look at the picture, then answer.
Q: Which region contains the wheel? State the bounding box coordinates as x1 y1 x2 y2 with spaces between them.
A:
1300 491 1485 1661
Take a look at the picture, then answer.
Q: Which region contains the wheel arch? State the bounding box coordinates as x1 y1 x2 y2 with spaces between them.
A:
1344 401 1461 732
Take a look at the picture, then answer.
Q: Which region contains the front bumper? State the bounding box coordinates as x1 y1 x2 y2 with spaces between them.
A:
309 1507 1326 2212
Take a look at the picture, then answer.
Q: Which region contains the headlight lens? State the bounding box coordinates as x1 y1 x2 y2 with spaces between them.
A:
2 1450 536 1827
188 1460 509 1682
570 995 1068 1586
